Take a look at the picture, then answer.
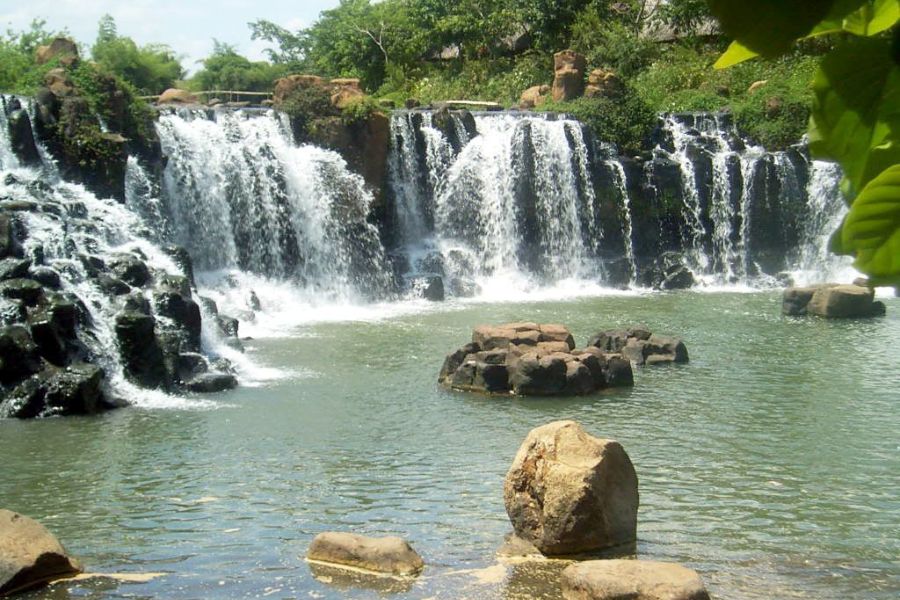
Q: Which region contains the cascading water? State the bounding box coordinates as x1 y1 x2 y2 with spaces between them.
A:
152 108 395 303
0 95 234 412
389 111 605 297
390 109 853 293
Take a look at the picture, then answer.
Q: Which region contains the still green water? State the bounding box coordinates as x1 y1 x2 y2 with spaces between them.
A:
2 291 898 599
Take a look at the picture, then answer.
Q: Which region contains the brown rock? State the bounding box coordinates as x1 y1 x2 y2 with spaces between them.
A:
552 68 584 102
44 69 75 98
504 421 638 555
35 38 79 66
538 324 575 349
331 87 365 110
561 560 710 600
158 88 198 105
273 74 325 105
520 85 551 109
765 96 783 118
807 284 882 318
554 50 587 74
0 510 82 595
306 532 424 576
584 68 621 99
331 78 362 91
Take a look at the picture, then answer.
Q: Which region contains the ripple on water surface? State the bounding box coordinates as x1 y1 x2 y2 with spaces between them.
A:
2 291 898 599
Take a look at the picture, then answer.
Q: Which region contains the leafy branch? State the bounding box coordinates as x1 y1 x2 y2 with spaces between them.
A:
708 0 900 285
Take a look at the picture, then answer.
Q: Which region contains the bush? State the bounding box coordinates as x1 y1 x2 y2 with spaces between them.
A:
279 82 336 139
394 54 551 107
569 14 659 78
92 16 183 95
633 44 818 149
540 87 658 154
340 95 381 125
190 42 288 92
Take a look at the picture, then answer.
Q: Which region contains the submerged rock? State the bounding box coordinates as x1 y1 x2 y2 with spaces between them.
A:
504 420 638 556
306 532 424 576
561 560 710 600
0 509 82 596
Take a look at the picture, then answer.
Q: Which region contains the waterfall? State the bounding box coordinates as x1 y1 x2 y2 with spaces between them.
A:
153 108 395 302
793 160 854 283
389 111 604 296
389 109 853 293
0 95 232 410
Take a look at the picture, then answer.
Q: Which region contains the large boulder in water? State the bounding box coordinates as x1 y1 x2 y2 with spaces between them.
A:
504 420 638 556
306 532 424 576
807 284 885 318
0 509 82 595
589 326 688 367
7 109 41 166
561 560 710 600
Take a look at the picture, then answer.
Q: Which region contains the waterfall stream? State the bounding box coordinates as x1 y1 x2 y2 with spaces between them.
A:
387 109 854 296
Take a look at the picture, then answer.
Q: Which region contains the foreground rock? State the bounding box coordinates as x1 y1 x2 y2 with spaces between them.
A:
504 421 638 556
0 510 82 596
306 532 424 576
561 560 710 600
588 325 688 366
440 323 634 396
783 283 885 317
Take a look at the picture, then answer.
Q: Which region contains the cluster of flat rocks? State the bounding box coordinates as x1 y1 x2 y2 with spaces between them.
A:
439 322 689 396
783 283 886 318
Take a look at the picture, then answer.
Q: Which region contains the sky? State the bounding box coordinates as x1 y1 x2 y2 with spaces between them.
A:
0 0 342 72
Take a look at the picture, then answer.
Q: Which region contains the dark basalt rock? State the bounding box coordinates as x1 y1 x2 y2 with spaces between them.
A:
96 274 131 296
217 315 239 338
153 285 202 352
163 245 195 287
114 310 168 389
0 215 21 259
28 266 61 289
0 278 43 306
28 293 78 366
419 275 444 301
109 254 151 287
7 109 41 166
0 363 107 418
186 372 237 393
0 325 43 385
0 258 31 280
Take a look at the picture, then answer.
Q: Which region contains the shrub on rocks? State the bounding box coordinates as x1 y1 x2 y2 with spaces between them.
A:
504 420 638 556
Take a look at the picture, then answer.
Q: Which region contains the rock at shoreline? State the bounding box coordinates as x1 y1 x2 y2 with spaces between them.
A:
0 509 82 596
504 421 638 556
440 323 634 396
306 532 424 576
783 283 885 318
561 560 710 600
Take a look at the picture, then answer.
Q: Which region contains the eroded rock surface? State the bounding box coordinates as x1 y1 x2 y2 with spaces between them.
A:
504 420 638 556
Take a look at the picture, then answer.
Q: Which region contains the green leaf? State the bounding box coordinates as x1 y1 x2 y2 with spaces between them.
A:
841 0 900 35
805 0 897 37
810 36 900 192
707 1 840 57
841 164 900 283
714 41 759 69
